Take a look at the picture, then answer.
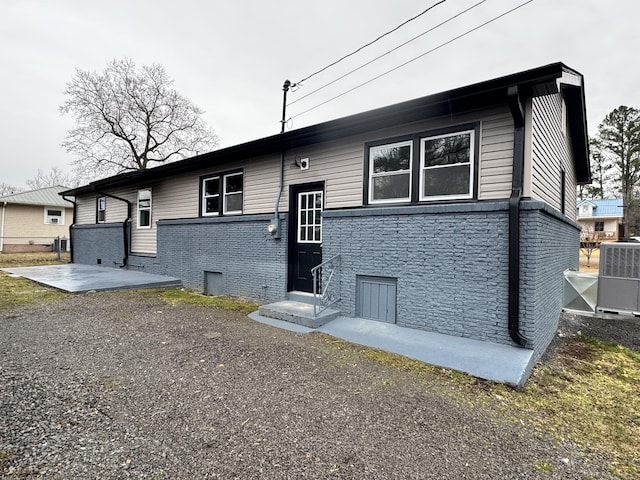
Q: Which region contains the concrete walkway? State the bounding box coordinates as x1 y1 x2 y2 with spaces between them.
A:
248 311 535 387
1 264 181 293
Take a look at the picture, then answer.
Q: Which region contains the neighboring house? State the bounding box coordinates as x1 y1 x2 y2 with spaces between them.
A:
61 63 590 384
0 186 74 253
576 198 623 241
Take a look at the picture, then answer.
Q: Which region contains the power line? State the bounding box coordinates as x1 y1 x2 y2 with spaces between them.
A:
295 0 449 85
288 0 487 107
291 0 534 121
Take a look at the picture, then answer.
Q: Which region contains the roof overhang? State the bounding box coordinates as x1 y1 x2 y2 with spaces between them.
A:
61 62 591 196
558 68 590 184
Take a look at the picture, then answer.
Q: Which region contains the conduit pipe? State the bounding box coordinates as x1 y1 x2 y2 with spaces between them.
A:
271 79 292 240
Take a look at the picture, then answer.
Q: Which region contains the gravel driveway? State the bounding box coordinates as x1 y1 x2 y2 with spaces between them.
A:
1 292 618 479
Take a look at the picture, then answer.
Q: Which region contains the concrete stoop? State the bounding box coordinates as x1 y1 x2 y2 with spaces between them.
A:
258 300 339 329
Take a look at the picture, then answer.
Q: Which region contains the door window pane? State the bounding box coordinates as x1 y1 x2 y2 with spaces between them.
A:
297 191 323 244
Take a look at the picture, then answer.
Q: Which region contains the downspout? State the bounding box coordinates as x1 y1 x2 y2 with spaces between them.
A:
0 202 6 253
507 85 529 347
270 79 292 240
94 190 131 268
62 195 76 263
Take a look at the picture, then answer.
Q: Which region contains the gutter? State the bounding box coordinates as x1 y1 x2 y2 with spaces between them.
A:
0 201 6 252
61 195 76 263
94 190 131 268
507 86 529 347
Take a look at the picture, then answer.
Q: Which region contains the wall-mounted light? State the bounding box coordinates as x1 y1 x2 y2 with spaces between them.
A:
267 223 277 234
293 156 310 170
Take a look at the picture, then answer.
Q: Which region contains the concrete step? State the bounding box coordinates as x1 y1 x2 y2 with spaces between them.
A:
285 291 315 305
258 300 340 329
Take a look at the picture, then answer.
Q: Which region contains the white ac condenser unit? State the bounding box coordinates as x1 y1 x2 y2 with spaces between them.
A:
597 243 640 314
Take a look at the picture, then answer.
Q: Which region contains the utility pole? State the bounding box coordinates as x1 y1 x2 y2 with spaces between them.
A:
280 80 291 134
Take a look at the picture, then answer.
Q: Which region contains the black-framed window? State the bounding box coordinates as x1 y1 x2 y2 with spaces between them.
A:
97 197 106 223
364 123 479 205
595 221 604 232
200 170 243 216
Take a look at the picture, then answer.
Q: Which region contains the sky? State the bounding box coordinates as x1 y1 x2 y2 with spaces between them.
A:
1 0 638 188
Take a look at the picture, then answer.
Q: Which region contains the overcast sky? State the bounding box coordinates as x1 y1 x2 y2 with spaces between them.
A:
1 0 638 188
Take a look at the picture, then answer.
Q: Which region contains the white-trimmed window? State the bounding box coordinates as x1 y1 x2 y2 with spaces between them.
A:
137 189 152 228
580 204 593 216
201 171 243 216
202 175 220 215
223 172 243 215
44 207 64 225
419 129 474 201
368 140 412 204
97 197 106 223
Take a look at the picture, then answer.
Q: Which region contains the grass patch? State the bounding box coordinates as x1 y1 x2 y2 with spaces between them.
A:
498 336 640 479
0 448 15 471
139 288 259 314
0 252 70 268
0 253 69 312
0 272 66 312
533 461 554 472
320 334 640 478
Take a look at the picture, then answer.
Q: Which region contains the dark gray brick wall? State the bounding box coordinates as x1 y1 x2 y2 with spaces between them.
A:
323 200 579 352
142 214 288 303
519 204 580 360
71 223 127 267
323 203 511 345
71 201 577 357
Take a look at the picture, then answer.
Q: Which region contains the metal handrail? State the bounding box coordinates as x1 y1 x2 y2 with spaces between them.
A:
311 254 341 317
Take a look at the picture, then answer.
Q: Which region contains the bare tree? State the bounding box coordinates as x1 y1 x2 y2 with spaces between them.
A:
26 167 74 189
0 183 22 196
580 225 601 268
60 58 219 182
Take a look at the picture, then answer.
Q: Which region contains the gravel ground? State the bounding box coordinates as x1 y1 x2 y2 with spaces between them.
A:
0 293 621 479
553 310 640 352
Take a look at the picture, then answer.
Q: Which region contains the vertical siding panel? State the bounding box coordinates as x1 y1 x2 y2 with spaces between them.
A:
530 93 577 221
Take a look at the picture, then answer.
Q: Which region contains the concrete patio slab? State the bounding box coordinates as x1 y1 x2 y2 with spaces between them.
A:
248 311 535 387
1 264 181 293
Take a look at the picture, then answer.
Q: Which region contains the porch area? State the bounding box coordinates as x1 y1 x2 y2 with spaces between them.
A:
1 263 182 293
250 303 536 388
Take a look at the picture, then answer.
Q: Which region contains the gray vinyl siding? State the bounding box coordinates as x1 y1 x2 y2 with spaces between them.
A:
276 106 515 211
75 197 96 224
530 93 577 221
478 112 514 200
71 106 516 230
